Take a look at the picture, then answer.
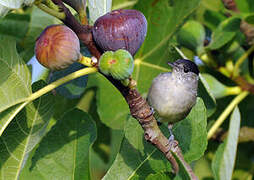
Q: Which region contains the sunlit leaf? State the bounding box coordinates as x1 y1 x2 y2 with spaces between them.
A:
212 106 241 180
19 109 97 180
0 81 55 180
0 36 31 119
87 0 112 23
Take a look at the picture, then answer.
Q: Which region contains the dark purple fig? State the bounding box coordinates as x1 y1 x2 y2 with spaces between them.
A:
92 9 147 56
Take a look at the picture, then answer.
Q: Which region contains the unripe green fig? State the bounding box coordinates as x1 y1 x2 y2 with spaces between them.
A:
177 20 205 54
35 24 81 70
99 49 134 80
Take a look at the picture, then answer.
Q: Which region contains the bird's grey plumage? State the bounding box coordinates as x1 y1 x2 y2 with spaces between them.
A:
147 59 199 123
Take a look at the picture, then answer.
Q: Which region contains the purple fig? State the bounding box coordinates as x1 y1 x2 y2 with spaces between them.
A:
92 9 147 56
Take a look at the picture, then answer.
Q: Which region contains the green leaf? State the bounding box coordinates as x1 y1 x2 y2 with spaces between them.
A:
207 17 241 50
102 117 171 180
201 73 241 99
173 98 207 162
202 74 227 99
0 36 31 115
198 74 216 117
0 13 30 42
146 172 173 180
0 81 55 180
87 0 112 23
235 0 254 13
96 0 201 129
212 106 241 180
244 13 254 24
20 109 97 180
94 73 129 129
103 98 207 179
0 102 28 136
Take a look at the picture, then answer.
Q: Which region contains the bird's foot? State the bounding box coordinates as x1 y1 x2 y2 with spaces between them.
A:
168 123 175 142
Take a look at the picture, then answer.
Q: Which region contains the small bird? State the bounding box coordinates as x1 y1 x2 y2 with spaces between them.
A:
147 59 199 140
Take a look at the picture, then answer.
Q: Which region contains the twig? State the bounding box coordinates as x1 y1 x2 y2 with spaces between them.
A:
49 1 198 176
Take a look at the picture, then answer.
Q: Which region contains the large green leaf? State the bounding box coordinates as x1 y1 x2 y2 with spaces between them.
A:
0 13 30 42
96 0 201 129
0 81 55 180
19 109 97 180
212 106 241 180
0 36 31 116
103 98 207 179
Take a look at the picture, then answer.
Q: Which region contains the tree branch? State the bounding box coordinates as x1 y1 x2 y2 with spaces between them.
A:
50 1 197 178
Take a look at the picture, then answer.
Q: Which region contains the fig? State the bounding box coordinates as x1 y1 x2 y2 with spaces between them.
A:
92 9 147 56
177 20 205 54
35 24 81 70
99 49 134 80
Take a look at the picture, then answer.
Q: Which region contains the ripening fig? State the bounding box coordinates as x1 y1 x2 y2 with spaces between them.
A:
92 9 147 56
35 24 81 70
99 49 134 80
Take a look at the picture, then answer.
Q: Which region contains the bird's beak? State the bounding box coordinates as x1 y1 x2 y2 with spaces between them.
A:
167 62 178 68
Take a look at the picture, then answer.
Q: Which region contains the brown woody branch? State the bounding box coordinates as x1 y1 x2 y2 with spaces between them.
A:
51 0 198 178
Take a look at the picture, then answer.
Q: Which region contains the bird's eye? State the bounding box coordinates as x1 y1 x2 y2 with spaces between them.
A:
184 67 189 73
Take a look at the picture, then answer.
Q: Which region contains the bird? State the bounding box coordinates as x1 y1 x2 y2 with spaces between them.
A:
147 59 199 140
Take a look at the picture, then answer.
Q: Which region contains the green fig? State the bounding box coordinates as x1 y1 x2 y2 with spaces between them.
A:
99 49 134 80
177 20 205 54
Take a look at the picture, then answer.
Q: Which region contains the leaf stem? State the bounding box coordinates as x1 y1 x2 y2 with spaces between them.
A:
233 45 254 78
207 91 249 139
135 59 169 72
78 56 93 67
226 86 242 95
26 67 98 102
35 3 65 20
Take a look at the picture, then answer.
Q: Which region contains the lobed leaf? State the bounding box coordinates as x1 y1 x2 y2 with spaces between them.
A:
0 36 31 134
19 109 97 180
0 81 55 180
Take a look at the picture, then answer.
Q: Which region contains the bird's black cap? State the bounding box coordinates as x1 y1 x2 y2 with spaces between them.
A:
168 59 199 75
